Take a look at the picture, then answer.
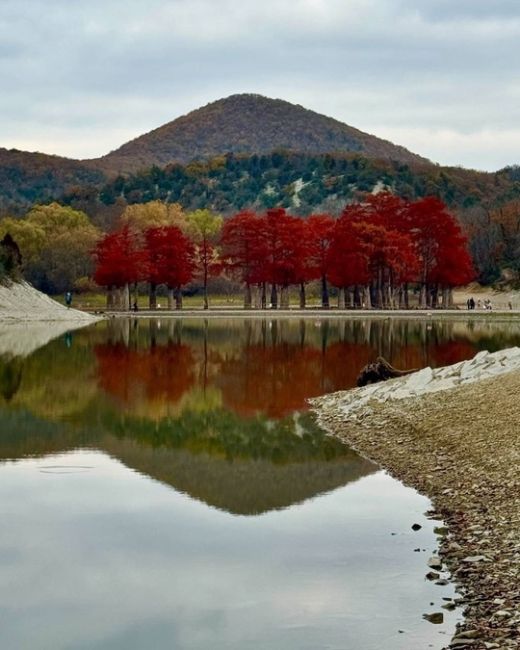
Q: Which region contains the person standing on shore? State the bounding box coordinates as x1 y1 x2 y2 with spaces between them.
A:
65 291 72 309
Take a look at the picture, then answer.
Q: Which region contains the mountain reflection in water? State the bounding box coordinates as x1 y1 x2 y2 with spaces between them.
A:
1 316 519 514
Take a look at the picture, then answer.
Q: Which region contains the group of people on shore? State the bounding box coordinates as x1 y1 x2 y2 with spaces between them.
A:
466 297 494 310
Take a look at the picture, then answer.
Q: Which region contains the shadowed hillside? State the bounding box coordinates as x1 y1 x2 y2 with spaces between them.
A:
0 148 105 213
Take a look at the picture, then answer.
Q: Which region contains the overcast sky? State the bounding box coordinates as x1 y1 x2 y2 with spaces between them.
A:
1 0 519 171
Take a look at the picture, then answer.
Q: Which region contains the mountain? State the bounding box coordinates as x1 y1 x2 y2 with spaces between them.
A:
0 148 104 214
95 93 430 172
1 94 519 218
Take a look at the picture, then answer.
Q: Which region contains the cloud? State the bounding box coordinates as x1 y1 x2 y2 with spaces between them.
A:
0 0 518 170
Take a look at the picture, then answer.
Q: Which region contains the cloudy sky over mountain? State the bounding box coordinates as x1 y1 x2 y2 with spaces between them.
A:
2 0 519 170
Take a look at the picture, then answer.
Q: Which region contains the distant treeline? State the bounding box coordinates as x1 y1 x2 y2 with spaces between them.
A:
62 152 520 224
2 152 520 288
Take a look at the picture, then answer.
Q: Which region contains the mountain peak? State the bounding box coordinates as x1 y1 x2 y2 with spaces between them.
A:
97 94 430 172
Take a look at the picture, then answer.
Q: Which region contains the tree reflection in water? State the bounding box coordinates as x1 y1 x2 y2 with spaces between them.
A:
1 317 520 513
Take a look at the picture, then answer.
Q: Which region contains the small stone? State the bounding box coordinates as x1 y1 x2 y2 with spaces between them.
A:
423 612 443 624
454 631 479 640
428 557 442 570
434 526 448 536
426 571 440 580
412 523 422 531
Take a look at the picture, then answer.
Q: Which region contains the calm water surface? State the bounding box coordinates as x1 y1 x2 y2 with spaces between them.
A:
2 317 518 650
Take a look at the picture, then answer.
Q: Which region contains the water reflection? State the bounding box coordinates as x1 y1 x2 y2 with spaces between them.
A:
1 317 519 513
1 317 501 649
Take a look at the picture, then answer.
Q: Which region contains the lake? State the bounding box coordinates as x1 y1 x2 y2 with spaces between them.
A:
2 316 518 649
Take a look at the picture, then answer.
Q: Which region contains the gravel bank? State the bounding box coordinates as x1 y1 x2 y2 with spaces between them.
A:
311 356 520 650
0 281 100 322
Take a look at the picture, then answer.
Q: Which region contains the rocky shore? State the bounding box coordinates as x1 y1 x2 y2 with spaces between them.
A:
311 351 520 650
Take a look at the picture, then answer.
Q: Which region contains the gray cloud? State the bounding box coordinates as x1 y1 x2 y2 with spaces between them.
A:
1 0 519 170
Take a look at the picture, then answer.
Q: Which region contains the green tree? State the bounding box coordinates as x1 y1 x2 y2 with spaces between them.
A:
119 201 187 232
0 217 46 266
0 203 100 293
186 209 223 309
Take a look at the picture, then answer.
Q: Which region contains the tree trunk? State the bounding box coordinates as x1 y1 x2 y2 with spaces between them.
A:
443 287 453 308
203 267 209 310
149 283 157 310
338 287 346 309
403 283 409 309
175 287 183 310
252 284 261 309
431 284 439 309
321 275 330 309
107 286 114 311
419 284 427 309
167 287 175 310
270 284 278 309
299 282 306 309
122 283 130 311
261 283 267 309
364 285 372 309
280 285 289 308
353 285 361 308
376 268 384 308
244 283 252 309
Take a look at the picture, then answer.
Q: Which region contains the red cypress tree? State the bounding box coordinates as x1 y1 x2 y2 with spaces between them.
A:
406 197 475 307
145 226 196 309
94 225 148 310
220 211 267 308
260 208 315 308
306 214 336 308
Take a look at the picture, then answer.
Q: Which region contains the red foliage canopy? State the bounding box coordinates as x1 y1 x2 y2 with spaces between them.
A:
93 225 148 287
220 210 267 284
145 225 195 289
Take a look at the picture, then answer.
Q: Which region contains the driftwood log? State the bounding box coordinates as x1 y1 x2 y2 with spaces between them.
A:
356 356 419 387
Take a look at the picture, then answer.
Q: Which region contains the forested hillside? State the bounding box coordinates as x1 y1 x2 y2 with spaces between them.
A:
95 94 429 172
64 152 520 223
0 148 105 214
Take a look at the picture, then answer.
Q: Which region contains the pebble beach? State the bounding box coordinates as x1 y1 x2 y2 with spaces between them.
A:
311 350 520 650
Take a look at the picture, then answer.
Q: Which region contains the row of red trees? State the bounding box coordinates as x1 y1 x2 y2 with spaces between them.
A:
94 193 474 310
94 225 195 310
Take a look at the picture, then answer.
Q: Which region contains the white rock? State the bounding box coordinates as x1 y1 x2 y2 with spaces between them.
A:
473 350 490 362
405 366 434 390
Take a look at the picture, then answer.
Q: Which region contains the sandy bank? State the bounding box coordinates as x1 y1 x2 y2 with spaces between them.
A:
311 355 520 649
0 281 100 323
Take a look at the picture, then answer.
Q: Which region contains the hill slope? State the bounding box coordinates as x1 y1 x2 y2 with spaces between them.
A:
0 148 105 214
85 151 520 219
96 94 430 172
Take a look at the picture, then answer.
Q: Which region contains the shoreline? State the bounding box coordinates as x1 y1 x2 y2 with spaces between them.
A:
311 371 520 649
98 307 520 322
